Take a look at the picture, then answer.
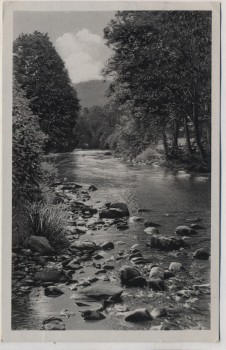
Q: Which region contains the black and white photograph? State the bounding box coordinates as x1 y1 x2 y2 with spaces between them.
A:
1 0 221 343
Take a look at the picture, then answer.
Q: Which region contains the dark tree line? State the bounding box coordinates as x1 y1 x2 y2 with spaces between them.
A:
102 11 211 168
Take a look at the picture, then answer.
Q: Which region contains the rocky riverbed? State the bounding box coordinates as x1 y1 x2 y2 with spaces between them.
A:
12 165 211 331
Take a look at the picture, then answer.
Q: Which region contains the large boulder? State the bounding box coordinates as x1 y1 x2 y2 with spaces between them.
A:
23 235 54 255
146 236 186 251
79 282 123 301
175 225 197 236
34 267 68 283
120 266 141 286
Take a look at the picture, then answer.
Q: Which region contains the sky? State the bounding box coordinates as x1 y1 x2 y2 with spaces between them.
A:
13 11 115 83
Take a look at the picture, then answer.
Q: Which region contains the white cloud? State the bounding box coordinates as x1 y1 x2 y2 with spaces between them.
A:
55 29 110 84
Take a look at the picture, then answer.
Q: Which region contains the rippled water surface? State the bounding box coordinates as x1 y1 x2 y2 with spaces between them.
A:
12 150 211 330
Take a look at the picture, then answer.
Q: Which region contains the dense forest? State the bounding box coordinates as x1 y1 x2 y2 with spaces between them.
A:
12 11 211 245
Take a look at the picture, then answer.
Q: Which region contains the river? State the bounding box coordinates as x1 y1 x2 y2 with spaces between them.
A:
12 149 211 330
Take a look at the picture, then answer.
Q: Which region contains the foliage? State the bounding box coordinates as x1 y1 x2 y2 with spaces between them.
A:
103 11 211 165
76 103 121 149
13 31 80 152
13 78 46 202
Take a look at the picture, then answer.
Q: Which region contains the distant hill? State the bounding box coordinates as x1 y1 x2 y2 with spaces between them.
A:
74 80 111 109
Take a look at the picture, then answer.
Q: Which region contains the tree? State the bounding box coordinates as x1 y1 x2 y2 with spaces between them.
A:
13 31 80 152
103 11 211 164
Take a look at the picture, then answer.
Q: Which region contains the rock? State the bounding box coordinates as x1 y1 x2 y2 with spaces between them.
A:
94 253 105 260
129 252 143 260
127 276 147 287
44 286 64 297
124 308 152 322
65 226 78 234
75 302 91 307
138 208 152 212
79 282 123 301
104 151 112 156
120 266 141 286
61 182 82 190
130 244 140 250
148 278 165 291
151 307 167 319
117 223 129 230
149 267 164 280
190 224 205 230
175 225 197 236
23 236 54 255
130 257 147 265
109 203 129 216
89 185 97 191
129 216 143 222
34 267 68 283
160 321 179 330
99 208 125 219
81 310 105 321
169 262 185 272
70 241 96 252
177 289 198 298
66 259 81 270
42 317 65 330
147 236 186 251
185 217 201 223
100 242 114 250
144 227 159 235
144 221 161 228
164 270 175 279
193 248 210 260
60 309 75 318
103 264 115 270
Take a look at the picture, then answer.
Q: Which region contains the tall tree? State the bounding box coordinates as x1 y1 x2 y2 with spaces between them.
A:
13 31 80 152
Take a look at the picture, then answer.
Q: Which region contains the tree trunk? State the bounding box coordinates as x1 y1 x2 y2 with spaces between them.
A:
163 130 169 159
184 116 192 157
206 122 211 153
192 104 205 162
172 120 179 149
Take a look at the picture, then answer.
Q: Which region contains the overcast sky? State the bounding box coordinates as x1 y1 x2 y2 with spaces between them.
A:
13 11 115 84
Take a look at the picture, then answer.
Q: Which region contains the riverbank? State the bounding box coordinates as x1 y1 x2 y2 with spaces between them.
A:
12 150 211 331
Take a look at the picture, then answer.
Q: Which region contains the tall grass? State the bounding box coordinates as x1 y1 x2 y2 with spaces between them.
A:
24 200 69 249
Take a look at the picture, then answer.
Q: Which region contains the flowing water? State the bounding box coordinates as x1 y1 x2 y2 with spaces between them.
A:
12 150 211 330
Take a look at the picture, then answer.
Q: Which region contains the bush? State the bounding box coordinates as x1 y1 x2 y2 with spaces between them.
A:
13 78 47 202
24 200 69 249
136 147 163 164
